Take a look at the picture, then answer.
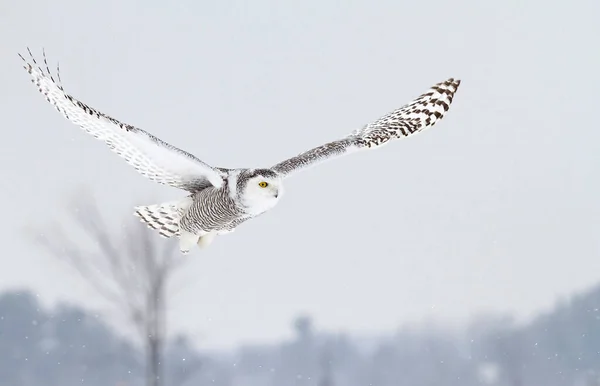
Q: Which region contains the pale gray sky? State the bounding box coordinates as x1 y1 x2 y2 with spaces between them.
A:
1 0 599 350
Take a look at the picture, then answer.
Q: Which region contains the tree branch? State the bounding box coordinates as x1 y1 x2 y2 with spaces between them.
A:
26 190 194 386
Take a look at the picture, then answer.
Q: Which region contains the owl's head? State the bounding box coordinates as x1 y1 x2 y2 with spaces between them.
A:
235 168 283 215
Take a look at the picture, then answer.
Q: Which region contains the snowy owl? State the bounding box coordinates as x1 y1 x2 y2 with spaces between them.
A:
19 48 461 254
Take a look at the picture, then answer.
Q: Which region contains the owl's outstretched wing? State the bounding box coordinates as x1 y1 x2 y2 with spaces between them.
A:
19 48 225 192
271 78 461 178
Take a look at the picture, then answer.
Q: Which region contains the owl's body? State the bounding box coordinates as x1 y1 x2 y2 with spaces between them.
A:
134 168 282 252
19 48 462 254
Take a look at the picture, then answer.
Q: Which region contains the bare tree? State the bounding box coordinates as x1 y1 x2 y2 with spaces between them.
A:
28 192 194 386
318 346 335 386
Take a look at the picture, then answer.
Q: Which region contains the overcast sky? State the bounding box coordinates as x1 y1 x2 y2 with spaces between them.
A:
1 0 599 350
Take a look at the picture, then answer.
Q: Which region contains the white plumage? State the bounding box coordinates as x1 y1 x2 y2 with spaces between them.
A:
134 197 193 238
20 48 461 254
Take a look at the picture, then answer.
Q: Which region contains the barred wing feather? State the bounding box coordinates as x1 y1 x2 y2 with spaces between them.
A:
272 78 461 177
19 48 225 192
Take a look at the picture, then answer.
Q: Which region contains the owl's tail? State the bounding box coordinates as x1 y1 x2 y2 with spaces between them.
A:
133 196 193 238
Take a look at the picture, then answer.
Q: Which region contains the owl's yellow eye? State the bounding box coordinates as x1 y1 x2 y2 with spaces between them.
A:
258 181 268 188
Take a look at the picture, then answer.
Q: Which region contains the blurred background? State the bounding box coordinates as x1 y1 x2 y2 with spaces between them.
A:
2 0 600 385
